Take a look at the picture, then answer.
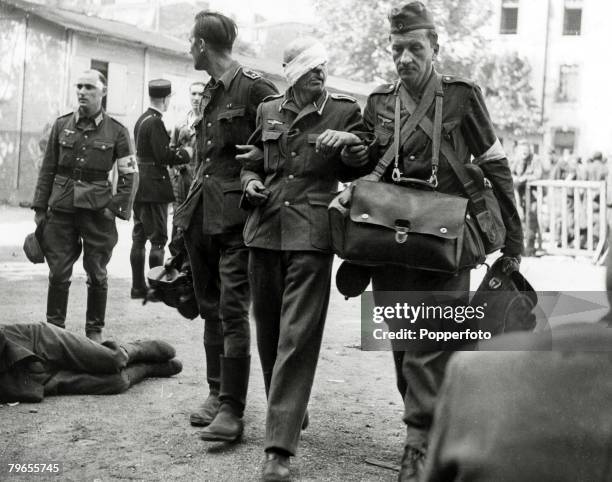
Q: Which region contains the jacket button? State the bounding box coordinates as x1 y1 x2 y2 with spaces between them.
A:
205 158 211 162
361 213 369 219
440 227 448 233
409 155 415 160
207 140 212 145
205 174 210 178
207 122 212 127
284 201 290 206
291 152 297 157
288 174 294 180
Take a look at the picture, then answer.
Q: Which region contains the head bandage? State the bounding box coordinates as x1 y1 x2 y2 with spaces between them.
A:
283 42 329 86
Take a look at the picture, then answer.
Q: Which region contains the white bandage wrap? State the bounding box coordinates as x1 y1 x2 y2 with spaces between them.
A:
284 42 329 86
476 138 506 163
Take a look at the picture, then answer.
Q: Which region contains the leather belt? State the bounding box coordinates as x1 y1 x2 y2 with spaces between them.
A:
57 165 108 182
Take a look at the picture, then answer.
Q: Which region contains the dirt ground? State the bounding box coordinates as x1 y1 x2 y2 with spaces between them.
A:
0 243 404 482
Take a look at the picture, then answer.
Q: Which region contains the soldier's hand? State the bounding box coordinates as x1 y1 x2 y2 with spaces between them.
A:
101 207 115 221
245 180 269 206
316 130 362 156
34 209 47 226
499 254 521 273
236 145 264 164
341 144 368 167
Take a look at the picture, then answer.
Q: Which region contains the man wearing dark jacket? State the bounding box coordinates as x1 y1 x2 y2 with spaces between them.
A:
173 11 278 442
130 79 192 299
0 323 182 403
31 69 138 343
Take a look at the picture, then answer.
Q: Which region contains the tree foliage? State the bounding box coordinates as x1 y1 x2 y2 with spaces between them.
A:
313 0 542 136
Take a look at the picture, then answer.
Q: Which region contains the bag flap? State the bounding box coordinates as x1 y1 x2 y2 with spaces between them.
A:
262 129 283 141
349 180 468 240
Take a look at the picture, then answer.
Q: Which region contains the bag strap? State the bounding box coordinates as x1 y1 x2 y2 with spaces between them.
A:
403 73 495 240
369 73 438 181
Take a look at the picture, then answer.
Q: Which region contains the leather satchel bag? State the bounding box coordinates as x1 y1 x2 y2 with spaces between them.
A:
329 73 497 273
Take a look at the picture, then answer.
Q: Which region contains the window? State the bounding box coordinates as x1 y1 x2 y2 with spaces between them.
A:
563 0 582 35
90 59 109 110
553 128 576 154
557 64 579 102
500 0 519 34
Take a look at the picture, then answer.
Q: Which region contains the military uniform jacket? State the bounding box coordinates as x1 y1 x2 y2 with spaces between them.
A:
31 110 137 220
134 108 190 203
241 89 368 252
173 62 278 234
364 73 523 256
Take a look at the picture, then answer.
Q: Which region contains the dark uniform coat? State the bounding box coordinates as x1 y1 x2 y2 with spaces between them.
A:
423 323 612 482
241 90 370 252
173 62 279 235
364 74 523 256
134 107 190 203
31 110 137 220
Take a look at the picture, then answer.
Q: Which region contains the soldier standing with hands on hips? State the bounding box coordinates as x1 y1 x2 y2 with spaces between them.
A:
130 79 191 299
173 11 278 443
31 69 138 343
239 37 371 481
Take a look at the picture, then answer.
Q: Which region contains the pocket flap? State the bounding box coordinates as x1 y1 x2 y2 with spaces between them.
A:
262 130 283 141
93 140 114 151
221 180 243 193
217 106 246 120
53 174 70 186
59 135 76 148
374 127 392 147
306 191 336 206
349 180 467 240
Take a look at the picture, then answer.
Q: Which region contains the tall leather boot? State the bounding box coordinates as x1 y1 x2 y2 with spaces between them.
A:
130 244 147 299
46 283 70 329
85 286 107 343
125 360 183 387
190 344 222 427
149 243 165 269
199 355 250 442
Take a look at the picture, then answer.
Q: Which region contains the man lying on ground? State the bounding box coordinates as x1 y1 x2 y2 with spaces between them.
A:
0 322 182 403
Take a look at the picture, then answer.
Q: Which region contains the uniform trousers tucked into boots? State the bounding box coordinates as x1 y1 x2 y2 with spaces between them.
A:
249 248 333 455
130 202 169 293
371 265 470 454
42 209 118 336
183 205 251 424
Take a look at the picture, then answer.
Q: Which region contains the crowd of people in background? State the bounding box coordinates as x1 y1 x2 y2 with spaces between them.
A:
510 141 609 255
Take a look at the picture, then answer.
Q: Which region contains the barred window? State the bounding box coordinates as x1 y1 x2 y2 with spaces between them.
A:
557 64 579 102
500 0 519 34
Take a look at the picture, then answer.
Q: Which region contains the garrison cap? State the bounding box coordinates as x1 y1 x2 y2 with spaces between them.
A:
149 79 172 98
388 2 435 34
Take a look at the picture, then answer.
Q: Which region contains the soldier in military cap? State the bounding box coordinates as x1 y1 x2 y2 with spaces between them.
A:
239 37 371 481
31 69 138 343
130 79 191 299
346 3 523 480
173 10 278 443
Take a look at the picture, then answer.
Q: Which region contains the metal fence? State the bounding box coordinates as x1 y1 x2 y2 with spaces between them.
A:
524 180 607 262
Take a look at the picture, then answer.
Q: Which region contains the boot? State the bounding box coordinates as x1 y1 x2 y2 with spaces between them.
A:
190 344 222 427
262 450 291 482
86 331 103 343
85 286 107 340
46 283 70 329
122 340 176 363
199 355 250 442
125 359 183 386
149 243 165 269
398 446 426 482
130 244 147 299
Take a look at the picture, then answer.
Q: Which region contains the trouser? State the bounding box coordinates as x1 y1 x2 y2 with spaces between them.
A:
371 265 470 452
249 248 334 455
131 202 169 289
42 209 118 333
183 215 250 361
